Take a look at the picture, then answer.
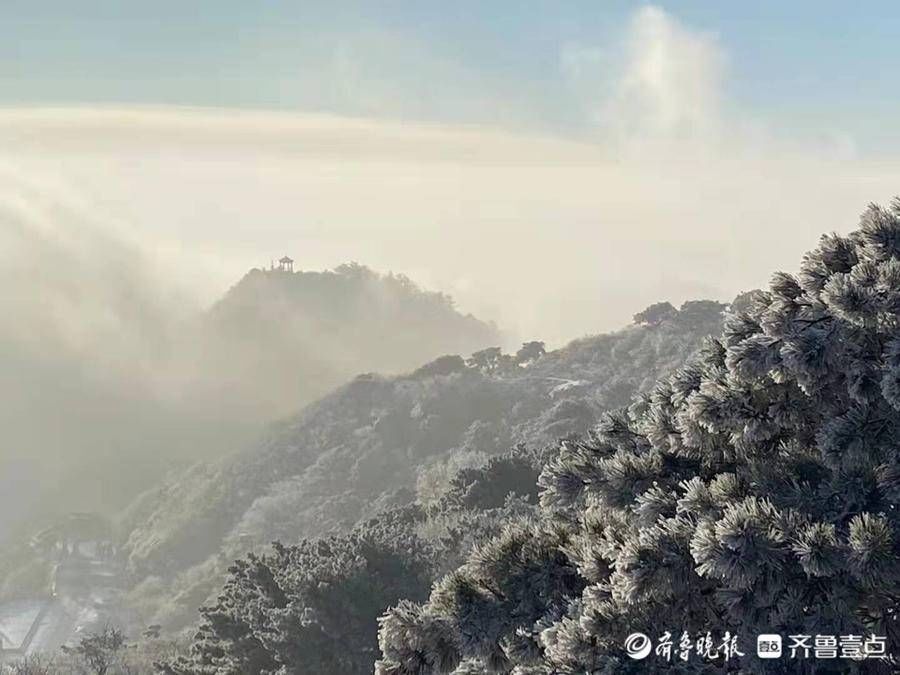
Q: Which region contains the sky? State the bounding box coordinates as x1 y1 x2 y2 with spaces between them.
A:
3 2 900 344
4 1 900 151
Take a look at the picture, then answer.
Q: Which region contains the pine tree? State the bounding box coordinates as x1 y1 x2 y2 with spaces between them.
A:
633 301 677 326
378 201 900 674
165 508 433 675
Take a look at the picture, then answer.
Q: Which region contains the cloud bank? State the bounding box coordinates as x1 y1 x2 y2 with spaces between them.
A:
1 10 890 345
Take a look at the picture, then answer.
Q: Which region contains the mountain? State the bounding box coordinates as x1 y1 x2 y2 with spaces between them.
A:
0 262 499 605
169 197 900 674
199 262 501 421
372 202 900 674
116 299 726 631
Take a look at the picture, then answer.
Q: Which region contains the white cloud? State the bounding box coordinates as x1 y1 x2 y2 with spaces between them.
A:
561 4 860 164
562 6 726 144
0 103 896 347
0 8 887 351
613 6 724 140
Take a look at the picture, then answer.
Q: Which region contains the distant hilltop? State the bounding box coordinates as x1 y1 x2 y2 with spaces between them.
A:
202 261 501 419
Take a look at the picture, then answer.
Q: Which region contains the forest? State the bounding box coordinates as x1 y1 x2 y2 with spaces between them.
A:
1 273 726 672
11 200 899 674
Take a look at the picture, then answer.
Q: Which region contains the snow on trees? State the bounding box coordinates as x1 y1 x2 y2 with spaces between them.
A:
633 301 677 326
377 201 900 673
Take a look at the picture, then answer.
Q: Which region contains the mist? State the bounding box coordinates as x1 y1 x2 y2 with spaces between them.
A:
3 10 900 345
4 6 900 537
0 176 238 538
0 163 499 540
5 4 900 671
5 108 897 339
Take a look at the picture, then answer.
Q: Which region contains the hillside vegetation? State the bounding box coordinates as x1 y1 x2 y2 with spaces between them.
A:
376 201 900 674
160 202 900 674
118 300 726 637
0 263 499 604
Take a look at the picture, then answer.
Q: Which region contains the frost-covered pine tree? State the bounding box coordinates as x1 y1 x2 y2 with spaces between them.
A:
163 508 433 675
377 201 900 674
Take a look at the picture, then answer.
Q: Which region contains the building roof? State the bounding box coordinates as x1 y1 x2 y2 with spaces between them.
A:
279 256 293 263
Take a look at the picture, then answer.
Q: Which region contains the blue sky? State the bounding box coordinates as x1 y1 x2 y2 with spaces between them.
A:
3 1 899 152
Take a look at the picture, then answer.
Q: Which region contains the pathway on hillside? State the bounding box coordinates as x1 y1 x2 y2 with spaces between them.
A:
30 543 127 654
0 542 128 662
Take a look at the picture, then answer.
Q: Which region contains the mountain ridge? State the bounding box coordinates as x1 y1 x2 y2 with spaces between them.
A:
117 298 727 630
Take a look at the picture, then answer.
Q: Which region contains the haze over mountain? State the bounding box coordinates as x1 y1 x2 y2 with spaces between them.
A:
0 225 498 542
204 262 497 421
0 271 725 671
110 299 724 633
6 4 900 672
4 4 900 545
7 5 900 350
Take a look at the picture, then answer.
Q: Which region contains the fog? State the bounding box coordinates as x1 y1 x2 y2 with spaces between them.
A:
4 6 900 671
3 6 900 537
0 178 498 538
3 9 900 345
5 108 898 340
0 176 235 538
